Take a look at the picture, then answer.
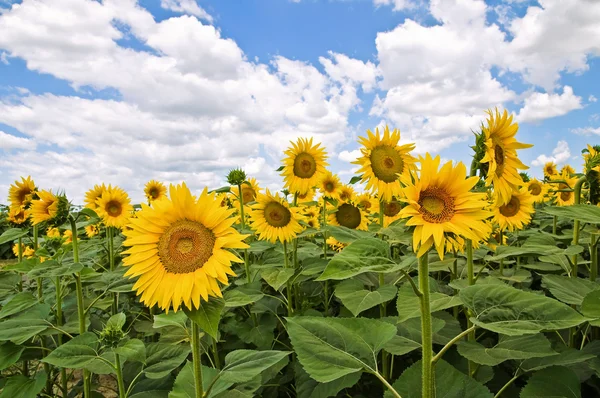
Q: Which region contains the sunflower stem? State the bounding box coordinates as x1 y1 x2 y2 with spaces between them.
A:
17 236 28 378
322 197 329 315
379 199 384 229
236 184 252 284
418 253 433 398
379 272 389 380
56 276 68 397
571 176 587 278
115 353 126 398
498 230 504 276
591 233 599 282
466 239 476 378
552 215 557 235
191 322 205 398
212 338 221 369
108 227 118 314
33 225 52 395
283 241 293 316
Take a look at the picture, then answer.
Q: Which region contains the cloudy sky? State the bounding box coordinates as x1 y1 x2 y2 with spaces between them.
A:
0 0 599 203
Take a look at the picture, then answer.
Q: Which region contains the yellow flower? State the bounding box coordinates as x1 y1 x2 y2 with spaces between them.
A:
354 126 417 202
399 154 491 259
480 109 532 205
486 228 508 251
526 178 548 203
95 186 133 228
63 229 73 244
122 183 248 312
306 216 321 230
326 237 346 252
297 188 316 205
231 177 260 210
85 224 100 238
85 184 109 210
493 187 535 232
338 185 355 203
327 202 369 231
8 176 36 209
249 189 304 243
303 206 321 219
318 171 342 201
543 162 558 179
382 198 403 227
552 172 578 206
356 192 379 214
144 180 167 202
13 243 35 259
281 138 329 195
7 206 29 225
30 190 59 225
46 227 61 239
560 164 575 176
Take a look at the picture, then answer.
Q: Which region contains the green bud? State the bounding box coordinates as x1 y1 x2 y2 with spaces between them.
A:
227 168 247 186
99 326 125 348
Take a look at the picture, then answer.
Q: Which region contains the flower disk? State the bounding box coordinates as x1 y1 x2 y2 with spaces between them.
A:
249 189 304 243
328 202 369 230
122 184 248 312
354 126 416 202
281 138 328 195
543 162 558 179
526 178 548 203
144 180 167 202
96 186 134 228
552 172 578 206
399 154 491 259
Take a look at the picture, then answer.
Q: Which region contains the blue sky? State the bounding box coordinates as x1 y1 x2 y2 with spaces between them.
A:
0 0 599 203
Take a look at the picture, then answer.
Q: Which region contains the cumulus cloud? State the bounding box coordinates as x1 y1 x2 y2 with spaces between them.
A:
160 0 213 22
531 140 571 166
517 86 583 123
571 126 600 136
0 131 33 150
338 149 361 163
373 0 416 11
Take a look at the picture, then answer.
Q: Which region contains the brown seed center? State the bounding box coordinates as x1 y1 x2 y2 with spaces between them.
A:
335 203 362 229
528 183 542 196
370 145 405 183
383 201 401 217
418 187 455 223
293 152 317 179
158 220 216 274
264 201 292 228
499 196 521 217
106 200 122 217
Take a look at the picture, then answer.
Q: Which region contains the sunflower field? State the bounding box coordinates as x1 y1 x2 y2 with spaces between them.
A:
1 109 600 398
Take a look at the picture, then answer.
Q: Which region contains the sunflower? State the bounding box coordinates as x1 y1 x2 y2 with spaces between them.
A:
338 185 356 204
46 227 61 239
231 177 260 210
144 180 167 202
399 154 491 259
328 202 369 230
480 109 532 205
281 137 329 195
326 237 346 252
63 229 73 245
486 227 508 251
382 198 403 227
249 189 304 243
560 164 575 176
95 186 133 228
85 184 109 210
30 190 59 225
526 178 548 203
12 243 35 259
543 162 558 179
356 192 379 214
8 176 36 209
318 171 342 201
297 188 316 205
122 184 248 312
85 224 100 238
493 187 535 232
7 206 29 225
552 172 578 206
306 216 321 230
354 126 417 202
303 206 321 219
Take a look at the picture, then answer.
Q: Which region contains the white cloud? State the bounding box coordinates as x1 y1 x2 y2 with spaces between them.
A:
590 95 598 103
319 52 380 92
373 0 415 11
160 0 212 22
0 131 33 149
531 140 571 166
517 86 583 123
338 149 361 163
571 126 600 136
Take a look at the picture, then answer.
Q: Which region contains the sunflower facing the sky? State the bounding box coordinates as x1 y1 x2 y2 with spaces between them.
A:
318 171 342 201
552 172 578 206
85 184 109 210
327 202 369 231
30 190 59 225
526 178 548 203
399 154 491 259
281 138 328 195
354 126 417 202
9 176 36 209
480 109 532 205
249 189 304 243
122 184 248 312
95 186 134 228
144 180 167 202
493 187 535 232
543 162 558 179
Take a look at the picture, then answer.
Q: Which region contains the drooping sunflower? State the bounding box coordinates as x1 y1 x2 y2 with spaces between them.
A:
231 177 260 210
46 227 61 239
7 206 29 225
318 171 342 201
85 184 109 210
144 180 167 202
95 186 133 228
543 162 558 179
281 137 329 195
8 176 36 209
382 198 403 227
356 192 379 214
122 184 248 312
560 164 575 176
354 126 417 202
85 224 100 238
249 189 304 243
493 187 535 232
526 178 548 203
399 154 492 259
30 190 59 225
552 172 578 206
480 109 532 205
328 202 369 231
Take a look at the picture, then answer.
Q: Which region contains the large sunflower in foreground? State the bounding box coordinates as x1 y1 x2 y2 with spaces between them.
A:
552 172 578 206
144 180 167 202
354 126 416 202
85 184 109 210
543 162 558 179
399 154 491 259
122 184 248 312
96 186 133 228
30 190 59 225
281 138 328 195
526 178 548 203
249 190 304 243
328 202 369 231
9 176 36 209
480 109 532 205
493 187 535 232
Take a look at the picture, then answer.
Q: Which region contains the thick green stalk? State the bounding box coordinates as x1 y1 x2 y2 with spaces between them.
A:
498 230 504 275
591 233 598 282
571 176 587 277
322 197 329 314
34 225 43 299
212 338 221 369
418 254 433 398
33 225 52 398
380 273 389 380
56 276 68 396
115 354 126 398
237 184 251 284
552 215 557 235
108 227 118 314
283 241 293 316
191 322 204 398
17 237 27 377
466 240 476 377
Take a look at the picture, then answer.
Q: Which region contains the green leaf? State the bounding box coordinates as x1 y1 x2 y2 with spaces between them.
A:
317 238 403 281
0 342 25 370
169 361 196 398
0 292 38 319
348 175 362 185
486 244 564 261
114 339 146 363
0 228 28 245
260 267 295 291
223 286 264 308
323 226 373 244
286 316 396 383
460 284 587 335
107 312 127 330
542 275 600 305
220 350 291 384
42 332 100 368
153 312 188 330
521 348 596 372
543 204 600 223
27 260 84 278
184 297 225 340
520 366 581 398
145 343 191 379
0 371 47 398
581 289 600 326
335 279 397 317
294 362 360 398
382 335 421 356
456 334 557 366
396 283 462 322
0 315 49 344
386 359 493 398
